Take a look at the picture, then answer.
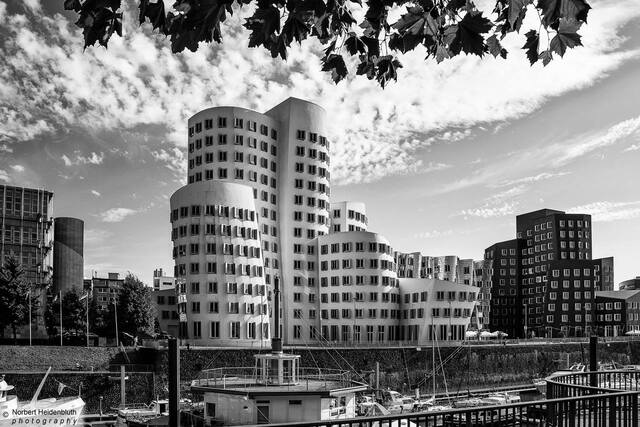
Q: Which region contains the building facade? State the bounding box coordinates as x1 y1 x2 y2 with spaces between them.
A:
485 209 615 338
485 239 520 338
153 287 179 337
595 290 640 336
170 98 482 347
84 272 124 310
53 217 84 294
0 184 54 337
153 268 176 291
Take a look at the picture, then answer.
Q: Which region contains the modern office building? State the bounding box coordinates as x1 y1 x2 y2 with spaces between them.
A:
170 98 481 347
485 239 520 337
0 184 54 337
153 268 176 291
594 290 638 337
84 272 124 310
485 208 615 338
52 217 84 294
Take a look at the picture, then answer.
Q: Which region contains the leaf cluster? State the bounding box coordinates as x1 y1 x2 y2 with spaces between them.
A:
64 0 591 86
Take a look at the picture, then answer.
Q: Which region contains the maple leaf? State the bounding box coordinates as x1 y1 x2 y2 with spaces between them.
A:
245 6 281 48
344 33 368 55
539 49 553 65
486 34 507 58
321 53 348 83
550 30 581 57
522 29 539 64
375 55 402 88
506 0 531 32
453 12 492 56
139 0 166 31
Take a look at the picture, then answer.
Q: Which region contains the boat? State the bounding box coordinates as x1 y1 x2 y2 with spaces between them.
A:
380 390 417 413
0 368 85 426
480 391 521 406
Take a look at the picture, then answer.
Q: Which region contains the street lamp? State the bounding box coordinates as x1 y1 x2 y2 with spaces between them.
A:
114 298 119 347
524 303 528 339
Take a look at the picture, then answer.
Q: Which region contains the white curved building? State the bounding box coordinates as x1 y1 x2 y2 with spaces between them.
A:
312 231 401 344
330 201 368 233
170 181 269 346
170 97 481 347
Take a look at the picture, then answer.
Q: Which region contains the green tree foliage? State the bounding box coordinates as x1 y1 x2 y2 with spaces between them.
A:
63 0 590 87
62 290 88 335
0 256 40 340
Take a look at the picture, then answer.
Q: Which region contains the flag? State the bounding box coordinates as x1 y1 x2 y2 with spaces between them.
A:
79 293 88 301
57 382 66 395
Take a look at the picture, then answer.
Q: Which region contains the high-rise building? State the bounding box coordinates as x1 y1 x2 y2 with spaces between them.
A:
485 239 520 337
486 208 614 338
170 98 480 347
53 217 84 294
0 184 53 337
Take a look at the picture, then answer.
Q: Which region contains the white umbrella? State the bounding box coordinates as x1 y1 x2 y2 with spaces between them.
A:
480 331 493 338
625 330 640 335
465 330 478 338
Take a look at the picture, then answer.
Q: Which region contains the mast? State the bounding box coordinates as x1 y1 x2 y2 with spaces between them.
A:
432 317 436 398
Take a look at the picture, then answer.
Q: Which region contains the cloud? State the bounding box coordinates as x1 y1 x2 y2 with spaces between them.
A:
10 164 24 172
91 189 101 197
568 201 640 222
22 0 41 13
151 147 186 181
0 0 639 184
624 144 640 152
458 185 527 218
0 143 11 153
99 207 138 223
0 169 8 182
494 171 571 187
549 115 640 167
413 229 454 239
61 151 104 167
435 114 640 195
84 228 113 244
460 202 519 218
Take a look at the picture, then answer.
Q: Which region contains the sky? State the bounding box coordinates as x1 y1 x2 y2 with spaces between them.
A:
0 0 639 287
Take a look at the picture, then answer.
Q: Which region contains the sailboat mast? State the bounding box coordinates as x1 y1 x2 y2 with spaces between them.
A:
432 318 436 398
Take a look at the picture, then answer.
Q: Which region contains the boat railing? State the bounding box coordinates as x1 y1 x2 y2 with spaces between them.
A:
547 369 640 398
191 367 365 389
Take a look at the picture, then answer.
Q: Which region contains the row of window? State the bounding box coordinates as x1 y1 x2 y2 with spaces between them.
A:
172 205 256 221
320 242 394 255
320 258 396 271
189 135 277 156
191 301 269 315
319 275 399 287
190 320 270 340
171 224 259 240
188 151 277 173
174 262 264 277
189 116 277 140
173 242 261 258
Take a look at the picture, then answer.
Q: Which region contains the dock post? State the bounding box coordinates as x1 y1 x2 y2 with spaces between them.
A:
589 335 598 388
120 366 126 407
169 338 180 427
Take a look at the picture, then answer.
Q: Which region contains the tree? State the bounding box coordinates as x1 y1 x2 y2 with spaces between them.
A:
109 273 155 338
62 0 590 87
44 290 61 338
62 290 87 336
0 256 40 341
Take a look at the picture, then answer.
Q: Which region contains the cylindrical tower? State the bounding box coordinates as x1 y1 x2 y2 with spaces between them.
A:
170 181 269 346
52 217 84 294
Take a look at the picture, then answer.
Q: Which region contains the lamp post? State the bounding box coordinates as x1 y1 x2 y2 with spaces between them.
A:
59 290 63 346
28 288 32 346
114 299 119 347
524 303 528 339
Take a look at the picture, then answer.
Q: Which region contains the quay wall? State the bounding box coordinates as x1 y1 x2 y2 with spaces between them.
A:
3 340 640 410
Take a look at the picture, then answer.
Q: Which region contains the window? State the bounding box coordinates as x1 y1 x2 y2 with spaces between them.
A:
297 130 306 140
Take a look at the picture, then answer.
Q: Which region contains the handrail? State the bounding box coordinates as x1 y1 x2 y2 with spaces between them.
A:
243 389 639 427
